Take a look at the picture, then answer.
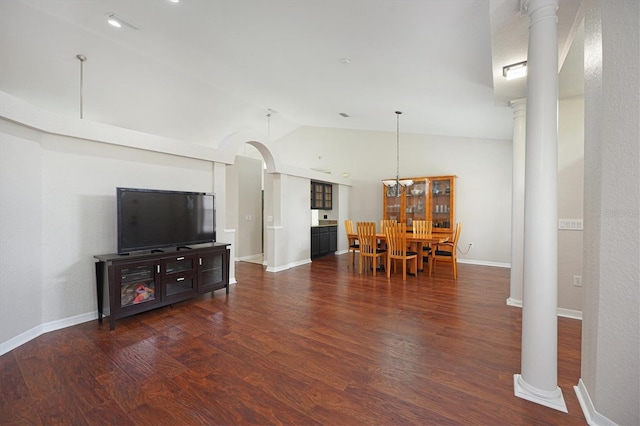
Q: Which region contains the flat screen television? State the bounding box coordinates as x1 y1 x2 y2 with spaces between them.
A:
117 187 215 254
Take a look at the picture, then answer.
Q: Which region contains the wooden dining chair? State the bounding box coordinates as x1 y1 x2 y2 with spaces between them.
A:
380 219 397 233
431 222 462 279
412 220 433 276
344 219 359 268
412 220 432 235
384 222 418 281
356 222 386 276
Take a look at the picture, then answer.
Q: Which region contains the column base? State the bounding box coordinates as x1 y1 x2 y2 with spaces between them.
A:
514 374 568 413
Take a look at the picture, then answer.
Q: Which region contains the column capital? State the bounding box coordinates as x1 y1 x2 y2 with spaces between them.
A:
522 0 558 13
522 0 558 25
510 98 527 117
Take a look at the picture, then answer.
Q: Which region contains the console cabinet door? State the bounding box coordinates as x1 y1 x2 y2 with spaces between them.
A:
162 254 198 303
198 248 226 292
112 260 161 316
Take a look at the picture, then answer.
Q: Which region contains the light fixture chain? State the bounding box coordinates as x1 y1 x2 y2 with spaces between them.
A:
76 54 87 119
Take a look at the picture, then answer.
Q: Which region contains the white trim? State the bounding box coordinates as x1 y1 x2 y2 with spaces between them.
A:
557 308 582 320
236 254 263 263
514 374 568 413
266 258 311 272
507 297 523 307
0 311 95 356
506 298 582 320
458 259 511 268
574 379 618 426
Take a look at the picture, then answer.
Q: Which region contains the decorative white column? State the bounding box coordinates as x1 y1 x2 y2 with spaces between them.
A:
508 99 526 307
514 0 567 413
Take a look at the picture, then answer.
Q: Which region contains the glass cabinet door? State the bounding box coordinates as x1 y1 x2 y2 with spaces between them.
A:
404 179 428 227
199 251 223 291
431 176 454 233
383 184 403 222
118 263 157 308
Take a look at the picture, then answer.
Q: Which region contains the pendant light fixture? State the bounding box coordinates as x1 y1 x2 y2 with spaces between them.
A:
382 111 413 196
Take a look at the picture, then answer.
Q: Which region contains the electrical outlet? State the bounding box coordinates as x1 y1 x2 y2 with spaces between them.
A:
573 275 582 287
469 242 473 247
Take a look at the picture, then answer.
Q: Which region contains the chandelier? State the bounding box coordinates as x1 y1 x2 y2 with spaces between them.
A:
382 111 413 196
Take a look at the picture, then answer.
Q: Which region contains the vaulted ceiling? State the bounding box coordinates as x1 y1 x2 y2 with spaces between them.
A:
0 0 584 145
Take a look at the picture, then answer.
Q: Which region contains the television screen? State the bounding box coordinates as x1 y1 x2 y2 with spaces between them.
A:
117 188 215 254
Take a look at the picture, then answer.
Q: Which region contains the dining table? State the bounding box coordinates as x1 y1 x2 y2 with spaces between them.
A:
348 232 449 275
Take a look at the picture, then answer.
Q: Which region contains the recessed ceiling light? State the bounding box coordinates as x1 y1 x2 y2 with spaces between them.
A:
169 0 180 3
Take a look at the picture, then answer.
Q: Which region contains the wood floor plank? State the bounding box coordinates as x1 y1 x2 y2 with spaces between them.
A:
0 256 586 425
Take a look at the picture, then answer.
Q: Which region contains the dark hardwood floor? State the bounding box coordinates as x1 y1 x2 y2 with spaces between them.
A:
1 255 585 425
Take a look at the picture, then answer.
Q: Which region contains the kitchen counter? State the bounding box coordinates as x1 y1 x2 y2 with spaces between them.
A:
312 220 338 228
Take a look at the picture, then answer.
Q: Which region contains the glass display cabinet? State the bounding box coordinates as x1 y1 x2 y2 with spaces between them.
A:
382 175 456 235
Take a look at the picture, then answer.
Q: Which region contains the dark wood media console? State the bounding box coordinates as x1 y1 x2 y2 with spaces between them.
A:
94 243 230 330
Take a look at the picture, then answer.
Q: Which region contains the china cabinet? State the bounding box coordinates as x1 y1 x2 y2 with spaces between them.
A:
382 175 456 236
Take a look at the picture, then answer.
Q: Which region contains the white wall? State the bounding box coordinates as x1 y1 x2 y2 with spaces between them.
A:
0 116 216 353
557 97 584 314
0 120 43 344
579 1 640 424
234 156 263 260
274 126 513 265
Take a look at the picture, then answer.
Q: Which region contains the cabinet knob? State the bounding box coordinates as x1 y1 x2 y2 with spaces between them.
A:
176 256 185 261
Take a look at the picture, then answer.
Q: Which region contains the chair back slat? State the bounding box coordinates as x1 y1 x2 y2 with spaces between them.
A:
412 220 432 236
380 219 397 233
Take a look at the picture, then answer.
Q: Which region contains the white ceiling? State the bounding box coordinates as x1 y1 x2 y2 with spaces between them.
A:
0 0 584 145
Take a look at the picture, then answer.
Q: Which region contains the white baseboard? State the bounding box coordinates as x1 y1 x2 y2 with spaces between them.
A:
557 308 583 320
236 254 263 262
0 311 95 356
458 258 511 268
506 298 582 320
265 258 312 272
507 297 523 307
574 378 618 426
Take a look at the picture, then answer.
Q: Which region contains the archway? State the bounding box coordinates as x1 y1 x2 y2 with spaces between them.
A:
219 132 282 271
